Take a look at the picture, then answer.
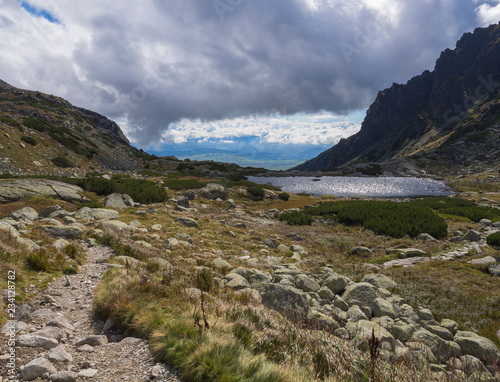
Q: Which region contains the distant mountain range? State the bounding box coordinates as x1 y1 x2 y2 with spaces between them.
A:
0 80 144 175
294 23 500 177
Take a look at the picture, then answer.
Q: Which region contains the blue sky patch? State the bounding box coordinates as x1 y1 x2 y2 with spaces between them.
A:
21 2 60 23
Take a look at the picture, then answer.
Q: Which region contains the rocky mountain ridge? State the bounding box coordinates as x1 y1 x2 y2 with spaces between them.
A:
295 23 500 178
0 80 144 175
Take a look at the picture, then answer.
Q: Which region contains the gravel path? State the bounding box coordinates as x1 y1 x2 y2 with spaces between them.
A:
1 244 183 382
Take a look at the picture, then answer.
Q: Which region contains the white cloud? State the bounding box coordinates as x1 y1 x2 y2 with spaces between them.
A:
476 1 500 26
159 113 360 146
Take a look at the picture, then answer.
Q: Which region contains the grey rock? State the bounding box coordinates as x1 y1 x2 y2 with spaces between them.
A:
32 326 65 341
417 233 439 242
479 219 492 226
182 190 196 200
71 207 120 221
346 320 395 348
49 371 78 382
277 244 289 252
213 258 233 270
48 316 75 334
286 233 303 241
426 325 454 341
174 217 198 228
39 205 65 218
416 307 434 322
261 283 309 318
0 221 19 237
460 230 482 242
392 323 415 341
198 183 226 200
2 320 28 335
347 305 368 322
99 220 129 231
17 237 39 251
372 298 396 319
0 179 85 203
351 246 372 255
48 345 73 363
164 237 180 250
262 239 279 249
148 257 172 272
317 286 335 301
390 248 427 258
410 328 460 362
333 295 349 311
17 334 59 349
362 273 397 290
454 330 500 364
341 282 380 310
53 239 70 250
223 273 249 290
295 274 321 293
79 369 98 378
104 193 134 209
38 225 83 239
9 206 38 222
177 196 190 208
468 256 496 265
31 308 58 322
291 244 305 253
113 256 143 267
22 357 57 381
440 319 459 335
75 334 108 347
234 288 262 304
489 263 500 277
322 273 350 294
77 344 95 352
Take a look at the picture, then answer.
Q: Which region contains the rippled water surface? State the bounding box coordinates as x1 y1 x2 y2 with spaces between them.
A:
248 176 455 198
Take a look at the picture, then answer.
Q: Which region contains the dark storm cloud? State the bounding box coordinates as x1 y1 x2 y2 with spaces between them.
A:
4 0 484 146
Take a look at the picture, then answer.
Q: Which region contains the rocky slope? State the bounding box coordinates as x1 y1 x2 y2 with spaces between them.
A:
295 23 500 177
0 80 144 175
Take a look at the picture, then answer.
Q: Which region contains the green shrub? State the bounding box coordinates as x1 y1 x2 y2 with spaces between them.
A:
486 232 500 247
163 179 206 190
303 200 448 238
21 136 37 145
25 249 52 271
23 116 46 132
279 211 313 226
412 197 500 222
0 116 22 131
78 201 104 209
51 156 75 168
138 170 164 177
278 192 290 201
247 186 265 200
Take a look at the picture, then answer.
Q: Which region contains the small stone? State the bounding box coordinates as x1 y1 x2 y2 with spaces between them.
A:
262 239 279 249
351 246 372 255
75 334 108 347
174 217 198 228
151 365 163 379
17 334 59 349
48 345 73 363
76 344 95 352
78 369 98 378
49 371 78 382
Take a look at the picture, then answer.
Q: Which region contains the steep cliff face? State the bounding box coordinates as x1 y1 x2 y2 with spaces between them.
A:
295 23 500 176
0 80 144 175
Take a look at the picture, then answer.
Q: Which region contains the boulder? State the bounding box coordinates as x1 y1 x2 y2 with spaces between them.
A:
261 283 309 318
72 207 120 221
174 217 198 228
104 193 134 209
22 357 57 381
410 328 460 362
347 305 368 322
372 298 396 319
440 319 459 335
391 248 427 258
488 263 500 277
468 256 496 265
341 282 381 310
176 196 190 208
234 288 262 304
48 345 73 363
0 179 85 203
223 273 250 290
39 205 66 218
37 225 83 239
113 256 143 267
346 320 395 348
460 230 482 242
417 233 439 242
362 273 397 290
17 334 59 349
262 239 279 249
454 331 500 364
99 220 129 231
351 246 372 255
32 326 65 341
0 221 20 237
213 258 233 270
9 207 38 221
295 274 321 293
198 183 226 200
318 286 335 301
427 325 454 341
164 237 179 250
148 257 172 271
322 273 350 294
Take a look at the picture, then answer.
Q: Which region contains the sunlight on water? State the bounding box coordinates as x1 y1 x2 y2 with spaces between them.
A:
248 176 455 198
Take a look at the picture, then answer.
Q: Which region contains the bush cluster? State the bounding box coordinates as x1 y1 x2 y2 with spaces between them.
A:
279 211 313 226
163 179 206 190
278 192 290 201
486 232 500 247
296 200 448 238
21 136 37 145
51 156 75 168
247 186 265 200
412 197 500 222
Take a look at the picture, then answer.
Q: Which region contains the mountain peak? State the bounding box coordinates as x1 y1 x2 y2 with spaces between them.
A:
294 23 500 177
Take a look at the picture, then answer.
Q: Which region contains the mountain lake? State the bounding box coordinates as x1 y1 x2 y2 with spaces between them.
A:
248 176 455 198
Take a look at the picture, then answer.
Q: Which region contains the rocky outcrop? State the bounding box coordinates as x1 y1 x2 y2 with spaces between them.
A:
295 23 500 176
104 193 135 209
0 179 87 203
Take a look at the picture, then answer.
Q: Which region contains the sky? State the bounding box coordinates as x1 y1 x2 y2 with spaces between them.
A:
1 0 499 169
